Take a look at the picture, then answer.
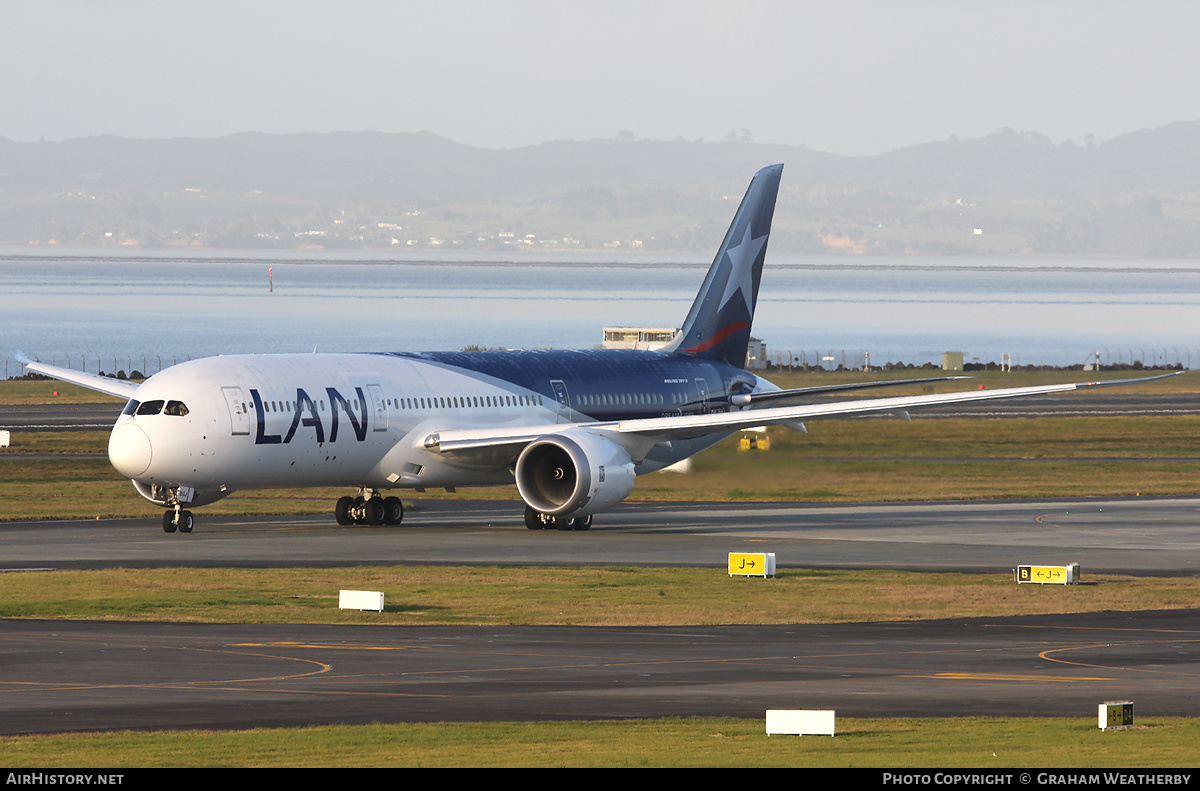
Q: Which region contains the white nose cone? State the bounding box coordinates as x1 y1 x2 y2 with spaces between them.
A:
108 424 152 478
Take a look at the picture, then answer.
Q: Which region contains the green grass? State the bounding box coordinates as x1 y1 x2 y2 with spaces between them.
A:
2 566 1198 626
0 430 109 454
2 717 1197 767
0 379 132 404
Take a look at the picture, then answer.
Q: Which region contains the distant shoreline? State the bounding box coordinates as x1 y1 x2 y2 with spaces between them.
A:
4 247 1200 272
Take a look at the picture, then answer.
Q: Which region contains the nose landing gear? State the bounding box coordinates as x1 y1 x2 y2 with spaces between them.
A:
162 507 194 534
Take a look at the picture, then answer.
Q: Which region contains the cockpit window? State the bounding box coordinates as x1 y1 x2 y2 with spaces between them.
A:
135 400 164 416
122 399 140 416
164 400 189 416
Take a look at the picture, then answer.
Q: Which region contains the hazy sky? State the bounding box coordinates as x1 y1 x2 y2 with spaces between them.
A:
3 1 1199 156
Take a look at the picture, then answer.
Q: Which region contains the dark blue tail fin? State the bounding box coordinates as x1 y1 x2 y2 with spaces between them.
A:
663 164 782 368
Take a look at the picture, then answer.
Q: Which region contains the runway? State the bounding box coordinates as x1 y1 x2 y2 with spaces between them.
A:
0 402 122 431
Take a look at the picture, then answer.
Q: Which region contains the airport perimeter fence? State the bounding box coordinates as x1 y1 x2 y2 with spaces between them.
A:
5 348 1197 382
3 353 201 382
765 348 1195 373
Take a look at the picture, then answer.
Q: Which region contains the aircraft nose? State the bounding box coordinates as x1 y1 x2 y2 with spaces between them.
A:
108 424 152 478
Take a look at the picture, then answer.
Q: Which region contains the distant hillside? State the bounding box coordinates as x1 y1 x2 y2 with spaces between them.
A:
1 124 1198 255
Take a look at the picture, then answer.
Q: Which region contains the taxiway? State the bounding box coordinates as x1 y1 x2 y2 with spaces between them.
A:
3 497 1200 575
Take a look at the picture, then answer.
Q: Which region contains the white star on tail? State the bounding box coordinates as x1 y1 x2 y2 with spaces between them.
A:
717 220 768 316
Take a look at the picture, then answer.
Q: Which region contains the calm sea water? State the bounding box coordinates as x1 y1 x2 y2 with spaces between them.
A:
3 248 1199 375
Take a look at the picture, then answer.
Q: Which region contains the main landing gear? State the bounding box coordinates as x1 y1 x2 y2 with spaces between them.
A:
335 489 404 526
524 505 592 531
162 507 194 534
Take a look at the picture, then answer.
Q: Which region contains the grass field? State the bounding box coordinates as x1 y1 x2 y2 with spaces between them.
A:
5 717 1199 768
4 566 1199 626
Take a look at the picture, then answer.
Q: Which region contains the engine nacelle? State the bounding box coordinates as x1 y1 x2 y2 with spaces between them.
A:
515 431 637 517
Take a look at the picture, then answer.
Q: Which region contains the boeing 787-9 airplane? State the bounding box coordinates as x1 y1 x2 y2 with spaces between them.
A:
18 165 1173 533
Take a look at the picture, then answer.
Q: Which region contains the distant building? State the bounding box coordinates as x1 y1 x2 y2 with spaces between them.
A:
602 327 768 370
746 337 767 371
602 327 678 351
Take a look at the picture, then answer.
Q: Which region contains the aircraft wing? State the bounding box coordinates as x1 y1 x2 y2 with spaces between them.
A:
429 373 1180 459
15 351 139 400
728 375 972 406
615 373 1180 437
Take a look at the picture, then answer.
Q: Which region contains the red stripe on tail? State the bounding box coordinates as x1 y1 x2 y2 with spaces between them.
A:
683 322 750 354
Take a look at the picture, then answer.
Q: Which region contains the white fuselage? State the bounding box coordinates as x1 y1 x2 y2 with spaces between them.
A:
107 351 758 505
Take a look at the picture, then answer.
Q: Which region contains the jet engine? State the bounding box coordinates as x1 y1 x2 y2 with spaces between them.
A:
515 431 637 517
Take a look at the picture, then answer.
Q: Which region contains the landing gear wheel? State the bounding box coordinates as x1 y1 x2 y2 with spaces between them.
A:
364 497 386 526
335 496 355 526
525 505 547 530
162 509 194 534
523 506 588 530
352 495 366 525
383 496 404 525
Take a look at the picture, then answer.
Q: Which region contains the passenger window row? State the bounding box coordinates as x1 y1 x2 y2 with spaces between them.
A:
576 392 678 407
387 394 545 410
252 393 546 414
127 389 683 422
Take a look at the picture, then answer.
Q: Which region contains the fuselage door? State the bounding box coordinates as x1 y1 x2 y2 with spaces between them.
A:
367 384 388 432
221 386 251 435
549 379 571 424
694 378 711 415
